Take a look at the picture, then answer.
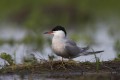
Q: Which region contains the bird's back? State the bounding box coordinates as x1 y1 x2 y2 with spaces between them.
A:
64 38 81 58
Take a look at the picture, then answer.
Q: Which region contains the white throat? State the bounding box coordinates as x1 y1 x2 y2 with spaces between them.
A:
52 30 66 55
52 30 66 48
53 30 66 39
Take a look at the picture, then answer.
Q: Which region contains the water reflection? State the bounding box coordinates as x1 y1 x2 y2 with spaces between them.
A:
75 23 115 61
0 72 119 80
0 26 26 41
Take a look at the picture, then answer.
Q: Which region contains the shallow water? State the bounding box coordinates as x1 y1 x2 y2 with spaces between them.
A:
0 72 119 80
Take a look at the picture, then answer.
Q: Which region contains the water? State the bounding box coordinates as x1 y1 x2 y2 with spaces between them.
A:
0 72 119 80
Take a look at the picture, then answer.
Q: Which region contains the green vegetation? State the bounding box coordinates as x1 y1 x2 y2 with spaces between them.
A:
94 54 101 72
0 53 14 65
0 60 120 74
0 0 120 30
0 52 119 75
22 54 37 65
0 51 118 74
114 40 120 61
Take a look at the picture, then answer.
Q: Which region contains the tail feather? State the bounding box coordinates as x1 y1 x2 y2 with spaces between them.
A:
79 50 104 56
80 46 89 53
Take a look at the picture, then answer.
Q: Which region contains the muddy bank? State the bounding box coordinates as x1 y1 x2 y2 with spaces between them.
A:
0 60 120 74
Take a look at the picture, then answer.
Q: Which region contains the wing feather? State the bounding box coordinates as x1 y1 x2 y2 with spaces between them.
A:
65 39 80 57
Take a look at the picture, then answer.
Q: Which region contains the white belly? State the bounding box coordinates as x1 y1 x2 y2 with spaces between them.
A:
52 41 65 55
52 38 68 57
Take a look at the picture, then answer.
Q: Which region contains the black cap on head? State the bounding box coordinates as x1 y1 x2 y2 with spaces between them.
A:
52 26 67 36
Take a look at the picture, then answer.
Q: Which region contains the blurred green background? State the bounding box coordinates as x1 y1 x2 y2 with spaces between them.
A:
0 0 120 28
0 0 120 63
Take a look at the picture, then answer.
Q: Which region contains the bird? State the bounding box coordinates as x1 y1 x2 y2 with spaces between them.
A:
44 26 104 59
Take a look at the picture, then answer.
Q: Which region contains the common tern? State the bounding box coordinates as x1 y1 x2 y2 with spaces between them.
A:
44 26 104 59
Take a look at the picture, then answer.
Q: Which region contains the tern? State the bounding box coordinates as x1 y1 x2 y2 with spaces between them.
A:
44 26 104 59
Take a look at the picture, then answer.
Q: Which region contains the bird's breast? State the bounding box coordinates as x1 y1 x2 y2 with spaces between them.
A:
52 38 65 55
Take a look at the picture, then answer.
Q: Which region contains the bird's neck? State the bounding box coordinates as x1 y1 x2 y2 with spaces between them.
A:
53 33 66 39
52 35 66 44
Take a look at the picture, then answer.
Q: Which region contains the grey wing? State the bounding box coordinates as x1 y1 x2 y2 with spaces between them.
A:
65 39 80 57
65 39 77 46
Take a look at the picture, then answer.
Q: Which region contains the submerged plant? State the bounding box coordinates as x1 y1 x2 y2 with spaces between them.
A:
22 54 38 65
0 52 14 65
